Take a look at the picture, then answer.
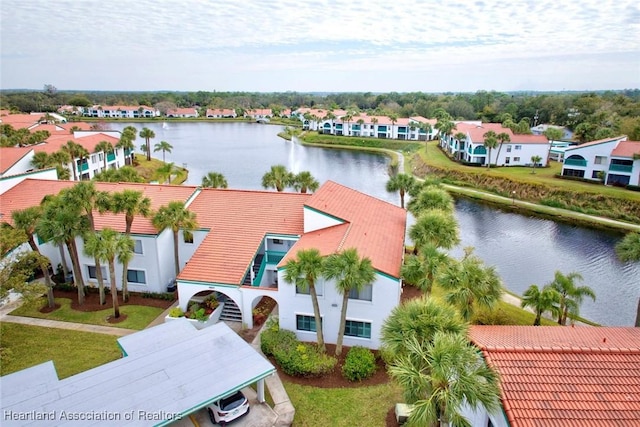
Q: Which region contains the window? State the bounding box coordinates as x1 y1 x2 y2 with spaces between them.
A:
88 265 107 280
344 320 371 339
273 238 283 245
514 157 521 162
98 153 104 162
594 155 606 164
296 314 319 332
349 284 373 301
515 145 522 150
506 145 512 152
127 269 146 284
91 154 97 164
183 231 193 244
505 157 510 164
296 281 323 296
133 239 143 254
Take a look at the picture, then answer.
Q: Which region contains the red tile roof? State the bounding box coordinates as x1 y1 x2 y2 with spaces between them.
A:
470 326 640 427
611 141 640 158
454 122 548 144
167 108 197 116
0 147 32 174
296 181 406 278
35 133 120 155
179 188 310 284
0 114 40 129
0 179 198 234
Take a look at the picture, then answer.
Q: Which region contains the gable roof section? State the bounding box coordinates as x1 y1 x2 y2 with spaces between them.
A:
36 132 120 155
0 147 33 174
565 135 627 151
178 188 310 284
611 141 640 158
469 326 640 427
302 181 406 278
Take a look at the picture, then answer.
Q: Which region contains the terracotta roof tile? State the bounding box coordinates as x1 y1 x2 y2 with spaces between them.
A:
470 326 640 427
611 141 640 158
34 133 120 155
0 147 32 174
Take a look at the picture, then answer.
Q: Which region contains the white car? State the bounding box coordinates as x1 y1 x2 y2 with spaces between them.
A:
207 390 250 425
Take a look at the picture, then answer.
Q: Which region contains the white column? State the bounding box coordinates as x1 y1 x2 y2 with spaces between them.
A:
257 379 265 403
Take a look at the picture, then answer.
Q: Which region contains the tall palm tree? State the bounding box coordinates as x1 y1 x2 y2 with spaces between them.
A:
521 284 560 326
112 190 151 301
409 211 459 254
386 173 416 209
380 297 466 363
62 141 83 181
94 140 114 170
435 117 455 141
549 270 595 325
438 248 503 321
483 130 498 168
154 140 173 162
201 172 229 188
283 248 326 352
37 195 89 305
11 207 55 308
407 187 454 216
324 248 375 356
157 162 175 184
293 171 319 193
401 245 450 296
531 155 542 173
261 164 294 192
152 201 198 278
62 182 111 304
84 228 134 319
543 127 563 166
139 127 155 161
494 132 511 165
453 132 466 160
389 332 500 427
615 232 640 262
117 126 137 165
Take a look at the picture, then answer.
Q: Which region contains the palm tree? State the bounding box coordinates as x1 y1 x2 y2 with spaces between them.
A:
409 211 459 254
495 132 511 165
201 172 229 188
531 155 542 173
549 271 596 325
154 140 173 162
453 132 466 160
117 126 137 165
435 117 455 141
62 181 111 304
157 162 175 184
94 140 114 170
483 130 498 168
50 150 71 180
386 173 416 209
31 152 50 170
84 228 134 319
389 332 501 427
139 127 155 161
615 232 640 262
261 164 294 192
11 207 55 308
380 296 466 363
152 201 198 278
438 248 503 321
324 248 375 356
37 195 89 305
401 245 450 296
293 171 319 193
521 284 560 325
112 190 151 301
62 141 83 181
407 187 454 216
543 127 563 166
283 248 326 352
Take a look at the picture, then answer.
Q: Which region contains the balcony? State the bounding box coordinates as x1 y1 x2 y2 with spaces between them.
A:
609 164 633 173
252 250 287 287
107 152 116 162
564 158 587 167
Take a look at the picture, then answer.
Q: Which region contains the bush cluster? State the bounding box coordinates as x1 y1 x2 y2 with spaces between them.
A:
261 319 336 377
341 346 377 382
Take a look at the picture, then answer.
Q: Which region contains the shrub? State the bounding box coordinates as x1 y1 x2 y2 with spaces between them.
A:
168 307 184 318
342 346 377 382
260 326 296 356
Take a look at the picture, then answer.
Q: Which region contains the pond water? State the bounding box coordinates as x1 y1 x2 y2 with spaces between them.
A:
107 121 640 326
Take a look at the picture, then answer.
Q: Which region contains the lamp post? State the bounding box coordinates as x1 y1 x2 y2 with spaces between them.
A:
511 191 516 205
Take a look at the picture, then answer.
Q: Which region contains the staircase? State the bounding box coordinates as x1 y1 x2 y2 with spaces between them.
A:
216 292 242 322
242 253 264 286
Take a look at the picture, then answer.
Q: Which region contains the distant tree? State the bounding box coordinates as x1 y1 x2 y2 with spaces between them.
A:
94 140 114 170
153 140 173 162
153 201 198 278
549 271 596 325
531 155 542 173
495 132 511 165
482 130 498 168
201 172 228 188
62 141 87 181
574 122 596 143
521 284 560 326
139 127 155 161
386 173 416 209
616 232 640 262
543 127 564 166
261 164 294 192
157 162 176 184
293 171 319 193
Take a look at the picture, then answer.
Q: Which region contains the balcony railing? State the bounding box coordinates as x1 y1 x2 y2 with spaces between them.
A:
107 152 116 162
253 250 287 286
564 158 587 167
609 164 633 173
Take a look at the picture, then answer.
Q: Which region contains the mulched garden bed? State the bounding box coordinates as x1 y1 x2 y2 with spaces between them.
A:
44 287 175 312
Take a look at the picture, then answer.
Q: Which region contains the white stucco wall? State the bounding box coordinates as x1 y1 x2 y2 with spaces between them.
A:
493 143 548 167
562 140 620 181
276 270 401 349
0 168 57 195
459 403 509 427
303 206 344 233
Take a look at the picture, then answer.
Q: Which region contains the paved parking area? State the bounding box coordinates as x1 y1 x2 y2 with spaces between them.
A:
170 387 277 427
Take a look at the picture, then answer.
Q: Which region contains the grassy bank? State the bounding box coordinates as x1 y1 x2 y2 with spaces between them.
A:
133 154 188 184
411 141 640 225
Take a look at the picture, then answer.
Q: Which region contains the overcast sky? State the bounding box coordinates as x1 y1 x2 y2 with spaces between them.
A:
1 0 638 93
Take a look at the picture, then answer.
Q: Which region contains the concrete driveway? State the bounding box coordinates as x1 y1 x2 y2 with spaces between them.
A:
171 387 277 427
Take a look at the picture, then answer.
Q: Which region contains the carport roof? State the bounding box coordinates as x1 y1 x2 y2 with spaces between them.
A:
0 321 275 426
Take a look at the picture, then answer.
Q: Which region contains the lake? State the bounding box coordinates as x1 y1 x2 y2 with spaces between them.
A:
107 121 640 326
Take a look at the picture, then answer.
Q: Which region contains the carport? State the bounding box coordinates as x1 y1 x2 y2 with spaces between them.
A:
0 320 275 426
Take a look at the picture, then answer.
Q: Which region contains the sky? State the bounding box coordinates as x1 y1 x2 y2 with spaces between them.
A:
1 0 639 93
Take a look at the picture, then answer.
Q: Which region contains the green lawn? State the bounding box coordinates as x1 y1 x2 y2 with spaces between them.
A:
0 323 121 378
10 297 165 330
284 382 401 427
